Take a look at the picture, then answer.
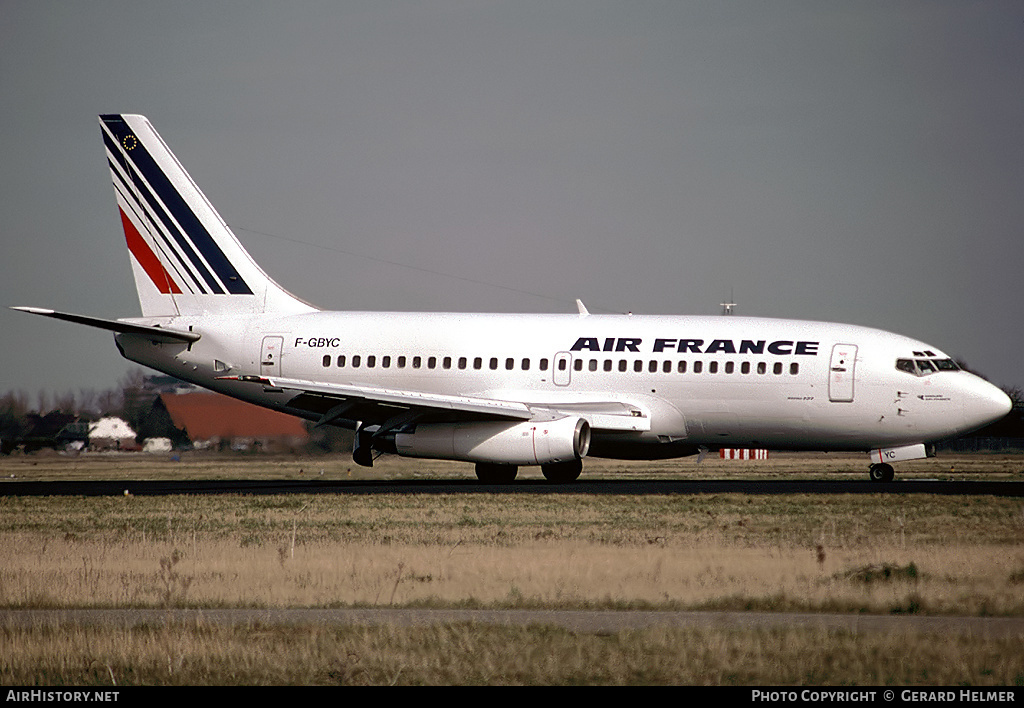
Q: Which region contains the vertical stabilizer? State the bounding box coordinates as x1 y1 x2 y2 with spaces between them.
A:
100 114 316 317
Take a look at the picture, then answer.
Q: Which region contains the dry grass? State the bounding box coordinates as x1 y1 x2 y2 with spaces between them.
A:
2 537 1021 616
1 451 1022 684
2 471 1023 614
2 622 1022 685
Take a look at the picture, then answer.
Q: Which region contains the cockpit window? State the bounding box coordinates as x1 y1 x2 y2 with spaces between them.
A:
896 357 960 376
896 359 916 374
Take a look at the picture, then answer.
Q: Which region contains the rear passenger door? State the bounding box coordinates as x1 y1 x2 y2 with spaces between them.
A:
261 336 283 378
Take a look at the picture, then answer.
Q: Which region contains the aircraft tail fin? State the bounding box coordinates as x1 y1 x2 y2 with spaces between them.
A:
99 114 316 318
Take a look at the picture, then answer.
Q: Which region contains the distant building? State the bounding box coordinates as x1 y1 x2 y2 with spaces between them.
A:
143 437 172 453
154 392 309 452
88 417 138 451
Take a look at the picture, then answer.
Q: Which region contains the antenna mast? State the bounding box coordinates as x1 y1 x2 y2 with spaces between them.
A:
720 289 737 316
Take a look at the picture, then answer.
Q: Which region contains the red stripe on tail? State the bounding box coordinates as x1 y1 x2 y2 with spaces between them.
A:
120 208 181 294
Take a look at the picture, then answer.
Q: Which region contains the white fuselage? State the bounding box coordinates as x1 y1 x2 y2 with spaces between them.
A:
115 310 1009 459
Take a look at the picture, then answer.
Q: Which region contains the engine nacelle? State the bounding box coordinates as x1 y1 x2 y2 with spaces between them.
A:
394 417 590 466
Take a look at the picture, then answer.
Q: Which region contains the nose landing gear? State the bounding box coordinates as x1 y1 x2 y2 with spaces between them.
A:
868 462 895 483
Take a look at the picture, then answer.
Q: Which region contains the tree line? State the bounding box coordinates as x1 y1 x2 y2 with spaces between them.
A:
0 369 352 455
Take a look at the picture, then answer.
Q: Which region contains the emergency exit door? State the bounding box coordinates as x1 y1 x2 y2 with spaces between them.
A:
553 352 572 386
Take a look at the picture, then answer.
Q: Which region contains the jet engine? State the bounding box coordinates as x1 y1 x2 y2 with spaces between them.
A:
394 417 590 466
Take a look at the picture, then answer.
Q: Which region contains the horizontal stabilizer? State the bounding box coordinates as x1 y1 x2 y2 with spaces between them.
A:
11 307 201 343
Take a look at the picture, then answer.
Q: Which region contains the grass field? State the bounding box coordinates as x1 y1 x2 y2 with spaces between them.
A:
1 451 1022 685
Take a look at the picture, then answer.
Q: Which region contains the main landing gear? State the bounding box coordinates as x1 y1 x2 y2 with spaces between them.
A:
868 462 895 483
474 463 519 484
541 459 583 483
474 459 584 484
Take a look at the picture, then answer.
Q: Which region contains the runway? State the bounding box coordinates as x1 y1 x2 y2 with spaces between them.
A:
3 477 1024 497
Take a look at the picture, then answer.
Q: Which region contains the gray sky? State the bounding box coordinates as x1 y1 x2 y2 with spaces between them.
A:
2 1 1022 402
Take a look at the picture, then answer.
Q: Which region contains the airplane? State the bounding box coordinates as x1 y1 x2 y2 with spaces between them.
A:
13 114 1013 483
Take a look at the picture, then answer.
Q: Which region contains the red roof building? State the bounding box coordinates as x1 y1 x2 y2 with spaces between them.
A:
158 393 308 450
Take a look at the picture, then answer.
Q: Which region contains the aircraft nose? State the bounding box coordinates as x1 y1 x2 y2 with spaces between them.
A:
960 375 1013 432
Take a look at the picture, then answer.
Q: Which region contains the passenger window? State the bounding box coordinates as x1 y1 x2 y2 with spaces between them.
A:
677 361 687 373
442 356 451 369
506 358 515 370
589 359 598 372
398 356 407 368
474 357 482 370
428 356 436 369
458 357 467 370
323 355 331 367
352 355 361 368
648 360 658 373
709 361 718 374
757 362 766 375
366 355 376 368
790 363 799 375
693 361 703 374
634 360 643 373
574 359 583 372
522 358 530 370
725 362 734 374
412 356 421 369
382 356 391 368
619 360 627 372
539 358 549 371
773 362 783 375
741 361 750 374
604 360 613 372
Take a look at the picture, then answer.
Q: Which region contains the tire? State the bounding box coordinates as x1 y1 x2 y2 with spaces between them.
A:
475 463 518 484
869 463 895 483
541 459 583 483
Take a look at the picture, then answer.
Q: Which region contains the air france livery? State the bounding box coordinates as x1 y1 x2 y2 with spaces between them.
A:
13 115 1012 483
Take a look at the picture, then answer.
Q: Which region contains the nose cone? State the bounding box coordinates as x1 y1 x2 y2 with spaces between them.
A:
960 375 1013 433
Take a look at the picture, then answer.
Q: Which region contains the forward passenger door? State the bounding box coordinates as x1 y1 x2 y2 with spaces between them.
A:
828 343 857 402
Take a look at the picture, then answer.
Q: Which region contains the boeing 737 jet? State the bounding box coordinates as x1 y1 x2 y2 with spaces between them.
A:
13 115 1012 482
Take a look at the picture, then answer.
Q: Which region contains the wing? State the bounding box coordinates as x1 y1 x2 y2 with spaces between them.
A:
220 375 650 433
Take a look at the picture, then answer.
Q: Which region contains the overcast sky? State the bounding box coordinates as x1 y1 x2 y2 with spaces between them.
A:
2 1 1022 402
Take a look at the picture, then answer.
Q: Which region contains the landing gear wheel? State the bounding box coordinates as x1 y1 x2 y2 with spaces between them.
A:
352 445 374 468
869 463 895 483
475 463 518 484
541 459 583 483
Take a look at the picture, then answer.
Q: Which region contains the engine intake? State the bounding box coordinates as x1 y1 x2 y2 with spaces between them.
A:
394 417 590 466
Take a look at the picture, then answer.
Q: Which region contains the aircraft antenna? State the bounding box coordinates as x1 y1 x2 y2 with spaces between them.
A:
720 289 736 316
